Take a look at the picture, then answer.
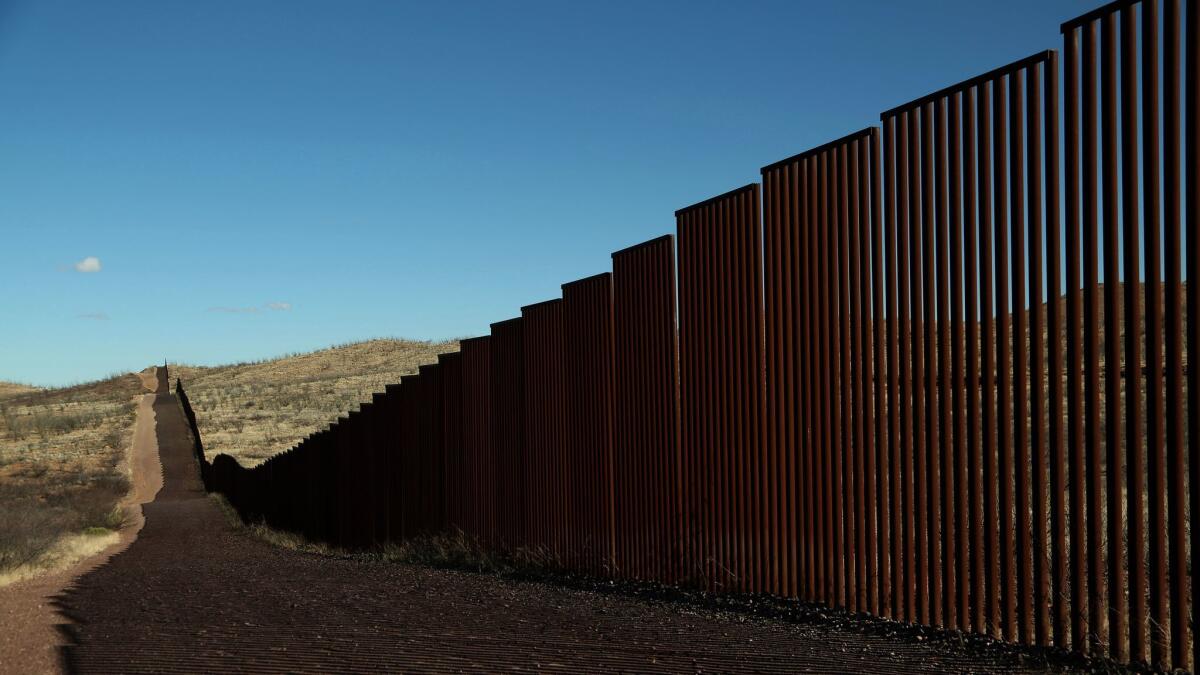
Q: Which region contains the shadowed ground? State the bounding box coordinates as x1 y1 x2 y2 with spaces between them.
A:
52 390 1063 674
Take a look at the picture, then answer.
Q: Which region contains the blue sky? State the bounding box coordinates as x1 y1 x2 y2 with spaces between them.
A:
0 0 1099 386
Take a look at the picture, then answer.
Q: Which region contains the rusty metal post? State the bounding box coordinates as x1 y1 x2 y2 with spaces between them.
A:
460 337 493 545
490 319 525 550
676 186 766 593
1008 67 1031 645
522 299 568 562
1044 49 1068 649
1101 13 1127 660
563 273 616 577
612 237 682 584
1161 0 1188 668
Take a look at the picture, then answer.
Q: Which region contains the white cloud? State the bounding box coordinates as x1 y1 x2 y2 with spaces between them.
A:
266 301 292 311
77 312 110 321
74 256 101 273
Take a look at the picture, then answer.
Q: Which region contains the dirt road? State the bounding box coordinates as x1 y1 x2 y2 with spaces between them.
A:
0 369 165 675
19 380 1068 673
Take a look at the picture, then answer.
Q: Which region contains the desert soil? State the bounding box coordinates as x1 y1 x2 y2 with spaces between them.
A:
0 368 167 674
0 370 1073 674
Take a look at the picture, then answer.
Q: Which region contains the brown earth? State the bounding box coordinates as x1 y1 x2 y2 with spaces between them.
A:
0 368 166 674
18 380 1068 673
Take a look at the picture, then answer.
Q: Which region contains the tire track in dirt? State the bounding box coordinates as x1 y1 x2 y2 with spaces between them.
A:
50 384 1067 673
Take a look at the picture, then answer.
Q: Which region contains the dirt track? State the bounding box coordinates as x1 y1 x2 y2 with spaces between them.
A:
0 369 165 675
36 385 1068 673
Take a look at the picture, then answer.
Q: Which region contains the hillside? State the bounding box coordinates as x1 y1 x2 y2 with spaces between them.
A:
0 373 143 583
170 338 458 467
0 382 40 400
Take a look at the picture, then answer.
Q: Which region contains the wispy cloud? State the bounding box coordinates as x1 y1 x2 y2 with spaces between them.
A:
207 301 293 315
77 312 110 321
73 256 102 273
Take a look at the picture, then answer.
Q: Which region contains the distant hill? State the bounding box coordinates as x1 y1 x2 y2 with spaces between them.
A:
0 382 40 400
170 338 458 467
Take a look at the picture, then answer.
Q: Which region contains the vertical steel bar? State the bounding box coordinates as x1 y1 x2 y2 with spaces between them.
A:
817 151 830 602
715 193 734 583
936 96 954 629
964 84 985 636
849 138 867 611
1161 0 1188 668
788 159 805 599
676 210 697 584
762 163 783 596
884 117 901 619
773 162 791 596
860 134 879 614
1083 20 1108 654
811 152 827 603
782 164 795 598
994 71 1017 643
703 200 723 589
790 161 804 599
1143 0 1168 664
718 196 735 590
753 186 770 597
897 110 917 622
715 197 732 591
1102 13 1127 660
700 200 721 588
1027 61 1049 646
1187 0 1200 669
795 159 810 600
1120 5 1147 663
743 189 762 594
869 129 886 618
794 159 808 599
978 78 1001 639
911 104 929 626
805 154 821 601
791 159 808 599
1044 49 1068 649
922 100 942 629
837 142 852 608
1009 67 1031 645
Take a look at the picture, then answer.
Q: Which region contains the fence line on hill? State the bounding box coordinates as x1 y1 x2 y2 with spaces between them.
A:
196 0 1198 668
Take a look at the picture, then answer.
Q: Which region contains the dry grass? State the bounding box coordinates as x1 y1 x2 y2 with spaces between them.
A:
0 338 452 583
170 338 458 467
0 374 141 584
210 493 554 577
0 382 40 400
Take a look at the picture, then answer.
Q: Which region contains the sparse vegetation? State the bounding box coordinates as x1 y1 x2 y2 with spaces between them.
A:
211 493 561 577
171 338 457 467
0 373 140 583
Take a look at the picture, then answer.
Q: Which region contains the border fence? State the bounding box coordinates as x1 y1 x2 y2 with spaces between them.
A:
193 0 1198 668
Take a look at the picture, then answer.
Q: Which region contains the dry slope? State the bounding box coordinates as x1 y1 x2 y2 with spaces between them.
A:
168 338 458 467
0 374 142 584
